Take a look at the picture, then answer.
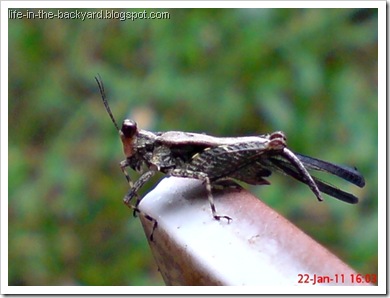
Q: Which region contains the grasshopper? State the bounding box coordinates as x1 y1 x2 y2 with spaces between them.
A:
95 76 365 240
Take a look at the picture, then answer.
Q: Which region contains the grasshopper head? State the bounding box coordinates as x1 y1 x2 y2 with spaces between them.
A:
122 119 137 138
120 119 138 158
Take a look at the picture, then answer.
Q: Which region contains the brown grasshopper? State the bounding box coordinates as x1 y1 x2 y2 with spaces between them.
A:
95 76 365 240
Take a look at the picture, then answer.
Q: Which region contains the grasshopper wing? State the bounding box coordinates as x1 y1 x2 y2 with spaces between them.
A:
262 154 364 204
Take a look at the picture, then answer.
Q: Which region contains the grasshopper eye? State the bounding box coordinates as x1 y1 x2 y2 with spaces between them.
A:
122 119 138 138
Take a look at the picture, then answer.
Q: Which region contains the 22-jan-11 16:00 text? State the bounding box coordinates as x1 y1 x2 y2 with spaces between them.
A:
297 273 377 285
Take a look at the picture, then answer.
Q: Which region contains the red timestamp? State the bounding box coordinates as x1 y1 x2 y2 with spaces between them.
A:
297 273 377 285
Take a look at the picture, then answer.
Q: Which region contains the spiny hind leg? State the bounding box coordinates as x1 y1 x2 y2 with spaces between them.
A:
170 169 232 222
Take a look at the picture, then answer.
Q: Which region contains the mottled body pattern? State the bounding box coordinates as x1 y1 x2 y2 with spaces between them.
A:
95 76 365 240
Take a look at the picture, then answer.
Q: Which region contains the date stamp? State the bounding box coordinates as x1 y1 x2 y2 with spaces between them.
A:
297 273 377 285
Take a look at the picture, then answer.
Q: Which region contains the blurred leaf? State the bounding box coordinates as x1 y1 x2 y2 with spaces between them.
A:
8 8 377 285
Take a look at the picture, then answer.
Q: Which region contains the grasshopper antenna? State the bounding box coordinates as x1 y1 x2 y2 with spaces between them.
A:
95 74 121 132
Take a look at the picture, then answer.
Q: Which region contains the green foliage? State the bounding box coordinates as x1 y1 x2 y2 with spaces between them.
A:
9 8 377 285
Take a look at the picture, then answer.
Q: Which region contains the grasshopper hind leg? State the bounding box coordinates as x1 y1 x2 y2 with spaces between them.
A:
204 176 233 222
170 169 232 223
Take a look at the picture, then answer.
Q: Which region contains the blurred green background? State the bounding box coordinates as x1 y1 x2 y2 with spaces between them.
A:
8 8 377 286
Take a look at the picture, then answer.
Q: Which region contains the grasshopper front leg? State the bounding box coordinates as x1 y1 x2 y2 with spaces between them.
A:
120 160 133 187
122 170 158 241
123 170 156 208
